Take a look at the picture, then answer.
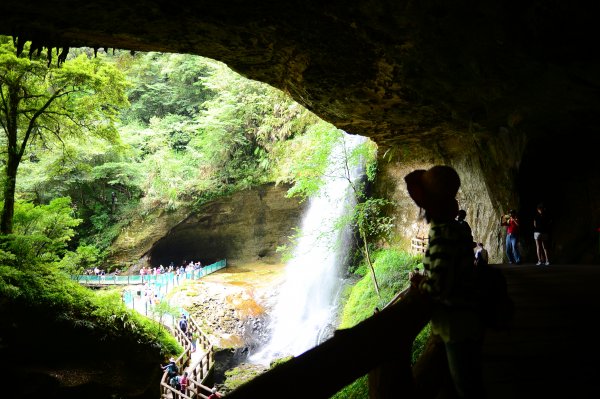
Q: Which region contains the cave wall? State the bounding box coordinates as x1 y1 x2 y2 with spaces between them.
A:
375 125 600 264
1 1 598 149
147 183 305 267
375 127 523 264
517 132 600 264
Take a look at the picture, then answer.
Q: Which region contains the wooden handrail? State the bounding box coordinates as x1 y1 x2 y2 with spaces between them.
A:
160 314 221 398
411 236 428 255
225 286 432 399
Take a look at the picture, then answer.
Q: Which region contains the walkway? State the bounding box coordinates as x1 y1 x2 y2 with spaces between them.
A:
160 316 218 399
483 263 600 398
86 261 229 398
73 260 227 286
222 263 600 399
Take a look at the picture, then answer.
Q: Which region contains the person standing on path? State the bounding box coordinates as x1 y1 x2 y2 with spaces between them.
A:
161 357 179 380
405 165 486 399
180 371 189 394
501 209 522 264
456 209 474 246
179 314 188 334
474 242 489 267
190 330 198 352
533 203 551 265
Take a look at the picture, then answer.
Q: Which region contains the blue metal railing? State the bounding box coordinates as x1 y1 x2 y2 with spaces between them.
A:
74 259 227 318
72 259 227 286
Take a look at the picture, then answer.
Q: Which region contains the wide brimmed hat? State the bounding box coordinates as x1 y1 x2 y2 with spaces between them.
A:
405 165 460 208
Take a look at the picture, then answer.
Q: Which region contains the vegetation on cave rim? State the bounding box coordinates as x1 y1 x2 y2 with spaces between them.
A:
0 199 181 356
333 248 429 398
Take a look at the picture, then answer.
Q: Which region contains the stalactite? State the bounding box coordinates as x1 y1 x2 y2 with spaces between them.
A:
16 36 25 57
46 47 52 67
57 46 69 66
28 41 43 59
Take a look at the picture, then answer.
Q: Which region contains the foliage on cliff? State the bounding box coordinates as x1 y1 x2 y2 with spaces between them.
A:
0 37 129 235
0 199 180 356
0 198 178 395
331 248 429 399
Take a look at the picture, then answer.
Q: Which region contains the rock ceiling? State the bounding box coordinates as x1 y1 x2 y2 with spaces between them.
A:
1 1 598 148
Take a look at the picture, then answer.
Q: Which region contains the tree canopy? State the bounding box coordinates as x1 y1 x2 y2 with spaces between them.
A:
0 37 128 234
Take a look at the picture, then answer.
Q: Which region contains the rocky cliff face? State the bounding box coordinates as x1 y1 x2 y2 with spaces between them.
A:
147 183 305 267
375 128 525 262
376 125 600 264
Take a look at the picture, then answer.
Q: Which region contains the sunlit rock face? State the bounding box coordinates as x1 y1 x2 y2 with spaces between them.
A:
148 184 305 267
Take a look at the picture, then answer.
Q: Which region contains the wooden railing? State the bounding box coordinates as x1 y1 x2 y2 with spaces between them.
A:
159 274 445 399
225 284 434 399
411 236 428 255
159 315 221 399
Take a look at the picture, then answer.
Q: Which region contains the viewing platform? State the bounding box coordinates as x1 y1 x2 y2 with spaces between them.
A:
71 259 227 286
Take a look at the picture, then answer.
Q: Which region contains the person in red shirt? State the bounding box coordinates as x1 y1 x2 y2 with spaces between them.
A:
501 209 521 264
180 371 189 394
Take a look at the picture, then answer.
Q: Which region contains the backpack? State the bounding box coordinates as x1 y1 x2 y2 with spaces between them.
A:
179 318 188 332
474 265 515 331
168 363 179 377
170 375 181 389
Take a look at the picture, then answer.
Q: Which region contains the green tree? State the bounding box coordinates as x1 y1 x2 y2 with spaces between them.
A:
342 140 396 297
117 52 215 124
114 53 318 213
58 244 100 275
0 197 82 268
190 58 316 190
344 197 396 296
0 37 128 234
17 134 144 256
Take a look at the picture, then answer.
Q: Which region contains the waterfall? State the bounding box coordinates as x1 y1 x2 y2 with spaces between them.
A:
249 132 367 365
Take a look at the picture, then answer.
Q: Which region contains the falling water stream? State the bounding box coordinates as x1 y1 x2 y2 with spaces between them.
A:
249 132 367 365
